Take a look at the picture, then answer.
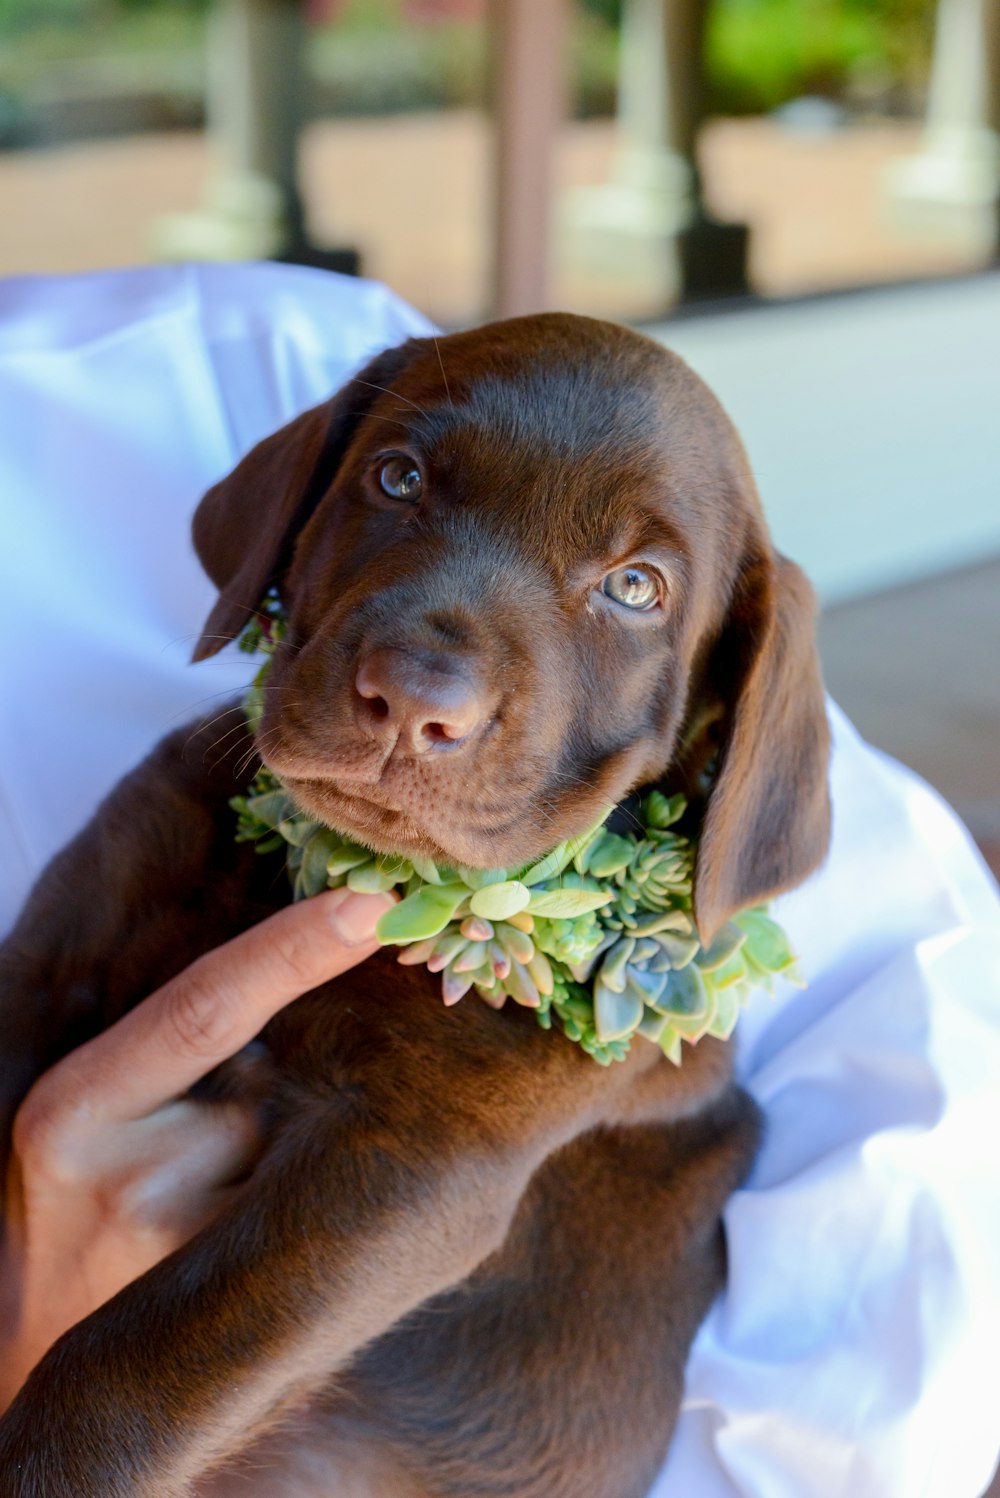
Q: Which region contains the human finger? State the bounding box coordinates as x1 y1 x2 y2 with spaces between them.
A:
20 888 393 1129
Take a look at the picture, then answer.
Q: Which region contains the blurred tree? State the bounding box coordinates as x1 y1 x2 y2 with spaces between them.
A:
0 0 936 119
706 0 935 115
580 0 622 23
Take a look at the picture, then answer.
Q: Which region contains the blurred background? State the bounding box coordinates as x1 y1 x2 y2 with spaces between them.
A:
1 0 998 893
1 0 997 320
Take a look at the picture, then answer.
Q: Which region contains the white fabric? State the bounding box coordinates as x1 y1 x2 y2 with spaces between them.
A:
0 264 432 925
2 264 999 1497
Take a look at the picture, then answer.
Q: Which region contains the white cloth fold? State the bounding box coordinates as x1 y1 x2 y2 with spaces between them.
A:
2 264 998 1497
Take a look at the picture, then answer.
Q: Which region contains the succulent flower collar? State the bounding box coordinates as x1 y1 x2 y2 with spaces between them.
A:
230 594 801 1065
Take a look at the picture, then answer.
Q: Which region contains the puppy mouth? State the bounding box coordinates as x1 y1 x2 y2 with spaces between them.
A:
265 726 655 871
260 714 540 866
279 772 527 868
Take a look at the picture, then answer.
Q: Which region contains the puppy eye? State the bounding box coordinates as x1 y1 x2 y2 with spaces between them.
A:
378 456 423 503
602 565 661 611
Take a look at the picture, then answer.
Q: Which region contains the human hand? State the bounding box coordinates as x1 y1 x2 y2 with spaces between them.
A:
0 887 393 1412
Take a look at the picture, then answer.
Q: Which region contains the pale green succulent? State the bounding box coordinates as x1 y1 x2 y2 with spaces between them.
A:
396 910 551 1009
230 599 803 1066
531 907 606 967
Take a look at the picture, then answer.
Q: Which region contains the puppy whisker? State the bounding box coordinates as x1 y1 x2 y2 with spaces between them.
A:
204 720 257 766
160 632 252 655
433 336 453 410
351 377 429 420
177 704 248 759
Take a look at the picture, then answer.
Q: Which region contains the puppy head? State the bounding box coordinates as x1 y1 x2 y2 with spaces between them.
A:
193 314 830 941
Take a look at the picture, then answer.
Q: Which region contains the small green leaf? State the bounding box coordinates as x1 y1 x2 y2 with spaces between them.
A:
293 835 331 898
395 936 439 966
579 832 634 878
526 887 613 918
469 881 531 920
696 923 747 973
454 864 507 891
708 951 749 991
707 983 741 1040
526 948 554 996
659 1027 684 1065
301 829 341 892
625 967 668 1007
496 922 535 965
643 791 686 830
654 932 702 969
279 817 321 848
427 932 468 972
376 883 469 944
669 983 717 1043
651 963 708 1019
637 1008 671 1043
735 908 798 975
505 959 541 1008
326 844 373 877
593 979 645 1042
452 941 488 974
245 790 295 829
520 811 612 887
347 864 400 893
596 938 635 993
442 968 474 1005
624 909 693 939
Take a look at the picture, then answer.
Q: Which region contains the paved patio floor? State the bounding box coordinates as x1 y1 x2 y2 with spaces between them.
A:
0 111 986 326
820 557 1000 885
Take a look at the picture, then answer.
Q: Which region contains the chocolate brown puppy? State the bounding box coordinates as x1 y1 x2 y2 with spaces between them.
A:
0 313 830 1498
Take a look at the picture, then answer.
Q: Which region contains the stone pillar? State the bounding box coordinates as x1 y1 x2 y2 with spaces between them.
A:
561 0 748 310
155 0 358 271
490 0 571 316
618 0 697 204
886 0 1000 256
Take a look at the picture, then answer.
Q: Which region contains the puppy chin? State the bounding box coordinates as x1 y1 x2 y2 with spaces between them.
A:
279 773 531 869
281 771 637 877
266 732 661 872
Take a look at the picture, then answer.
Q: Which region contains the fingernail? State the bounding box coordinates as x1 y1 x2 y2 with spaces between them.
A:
324 889 396 947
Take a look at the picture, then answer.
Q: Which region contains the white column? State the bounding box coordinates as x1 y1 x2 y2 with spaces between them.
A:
886 0 1000 255
560 0 697 305
615 0 697 209
154 0 307 262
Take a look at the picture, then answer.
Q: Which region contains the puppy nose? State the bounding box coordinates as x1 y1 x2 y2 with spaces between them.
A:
355 647 486 753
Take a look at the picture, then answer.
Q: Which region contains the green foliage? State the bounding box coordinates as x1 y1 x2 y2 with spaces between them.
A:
0 0 933 130
232 597 803 1066
705 0 934 116
309 0 618 119
579 0 621 26
0 0 613 119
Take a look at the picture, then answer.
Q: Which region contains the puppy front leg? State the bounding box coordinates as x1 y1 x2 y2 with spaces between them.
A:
0 1019 622 1498
0 710 274 1168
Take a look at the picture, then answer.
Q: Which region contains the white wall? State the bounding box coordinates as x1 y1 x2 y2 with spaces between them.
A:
649 273 1000 604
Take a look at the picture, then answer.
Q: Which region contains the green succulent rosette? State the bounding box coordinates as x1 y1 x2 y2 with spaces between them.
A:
230 596 803 1065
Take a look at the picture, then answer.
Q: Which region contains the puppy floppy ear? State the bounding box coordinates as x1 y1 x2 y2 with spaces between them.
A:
692 550 831 944
191 340 426 662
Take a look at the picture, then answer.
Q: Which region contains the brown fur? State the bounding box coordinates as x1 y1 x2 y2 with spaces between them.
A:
0 313 830 1497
